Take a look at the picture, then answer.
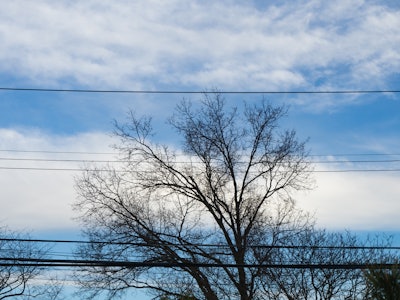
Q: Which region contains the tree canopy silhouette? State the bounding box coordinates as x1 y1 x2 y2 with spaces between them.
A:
74 93 315 299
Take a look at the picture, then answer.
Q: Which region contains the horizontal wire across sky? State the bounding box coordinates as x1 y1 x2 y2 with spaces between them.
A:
0 258 397 270
1 238 399 270
1 87 399 172
2 237 400 250
0 151 400 173
1 87 400 94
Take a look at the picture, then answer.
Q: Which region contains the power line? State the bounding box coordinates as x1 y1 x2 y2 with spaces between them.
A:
1 166 400 172
0 149 115 155
315 159 400 164
310 153 400 157
0 156 399 165
1 149 399 172
0 157 121 163
1 238 400 250
0 257 397 270
314 169 400 173
3 149 400 158
0 87 399 94
0 166 84 171
1 149 399 158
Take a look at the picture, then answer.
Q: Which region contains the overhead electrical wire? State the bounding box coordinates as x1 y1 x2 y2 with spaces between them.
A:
1 237 400 251
0 154 398 171
0 156 400 164
3 239 398 270
0 149 115 155
1 149 400 158
0 166 400 172
1 88 398 171
0 257 397 270
0 150 399 173
0 157 120 163
1 87 399 94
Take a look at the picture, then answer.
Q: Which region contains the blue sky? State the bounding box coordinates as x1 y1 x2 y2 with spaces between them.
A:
0 0 399 298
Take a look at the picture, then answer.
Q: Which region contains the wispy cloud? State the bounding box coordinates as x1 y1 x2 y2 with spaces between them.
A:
0 0 398 92
0 0 399 234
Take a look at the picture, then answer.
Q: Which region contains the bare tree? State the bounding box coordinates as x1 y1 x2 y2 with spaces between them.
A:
260 229 391 300
74 93 313 299
0 227 58 299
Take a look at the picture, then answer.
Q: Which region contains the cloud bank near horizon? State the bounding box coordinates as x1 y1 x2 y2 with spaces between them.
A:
0 129 399 233
0 129 117 231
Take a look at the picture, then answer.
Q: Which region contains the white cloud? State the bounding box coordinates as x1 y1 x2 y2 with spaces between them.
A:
297 165 400 231
0 0 398 92
1 128 399 232
0 129 117 231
